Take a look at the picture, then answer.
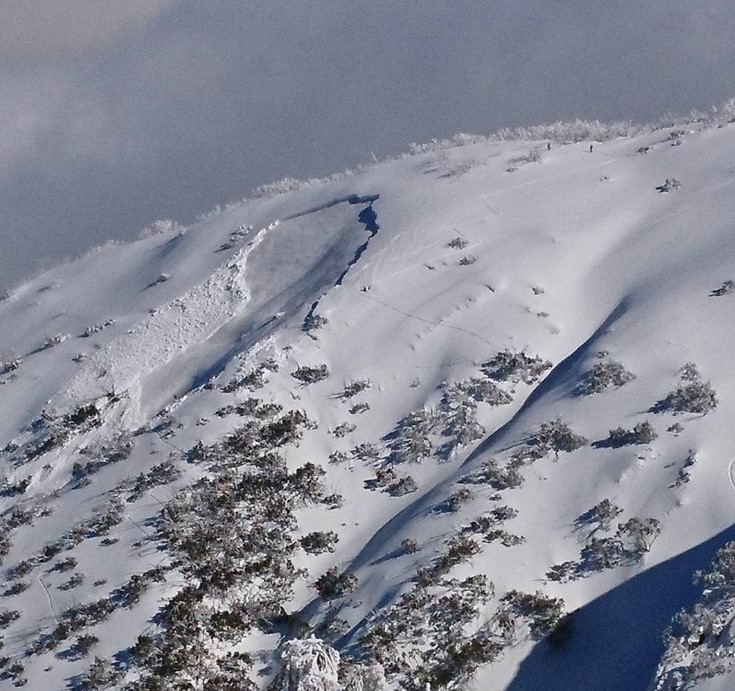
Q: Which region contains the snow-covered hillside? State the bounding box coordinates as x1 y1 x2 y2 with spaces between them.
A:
1 113 735 690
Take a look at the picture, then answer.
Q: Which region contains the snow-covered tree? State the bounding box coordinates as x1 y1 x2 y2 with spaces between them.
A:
273 637 340 691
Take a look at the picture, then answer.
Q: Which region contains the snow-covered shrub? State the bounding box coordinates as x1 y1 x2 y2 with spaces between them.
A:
362 571 496 690
500 590 566 639
577 360 635 394
653 363 718 415
146 272 170 288
387 475 418 497
464 458 524 490
443 488 473 512
81 319 115 337
273 637 341 691
450 378 513 407
61 572 85 590
74 634 99 658
0 608 20 628
351 442 380 463
4 580 29 596
0 358 22 375
64 403 100 428
292 364 330 385
332 422 356 438
77 656 121 690
436 377 512 458
598 420 657 447
447 236 469 250
401 538 419 554
674 450 697 487
303 312 328 337
328 451 349 465
520 147 543 163
485 530 525 547
222 360 278 392
617 517 661 554
337 379 371 400
300 531 339 555
482 349 552 385
288 463 327 506
388 409 437 464
429 534 481 579
53 556 77 573
656 178 681 192
458 254 477 266
532 419 588 457
581 535 625 569
314 568 358 600
710 280 735 297
371 467 397 488
39 333 69 350
321 492 344 509
340 660 390 691
349 402 371 414
581 499 623 532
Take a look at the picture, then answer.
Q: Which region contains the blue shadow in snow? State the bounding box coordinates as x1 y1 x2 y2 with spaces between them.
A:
507 522 735 691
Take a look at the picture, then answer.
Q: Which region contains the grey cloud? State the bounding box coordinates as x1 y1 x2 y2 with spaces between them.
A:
1 1 734 291
0 0 175 60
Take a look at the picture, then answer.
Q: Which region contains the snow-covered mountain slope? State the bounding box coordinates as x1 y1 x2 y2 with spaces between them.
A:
1 115 735 690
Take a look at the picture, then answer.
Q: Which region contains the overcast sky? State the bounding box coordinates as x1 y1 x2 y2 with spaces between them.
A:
2 1 734 291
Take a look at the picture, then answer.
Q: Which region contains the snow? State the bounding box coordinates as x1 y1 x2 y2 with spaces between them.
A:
1 115 735 689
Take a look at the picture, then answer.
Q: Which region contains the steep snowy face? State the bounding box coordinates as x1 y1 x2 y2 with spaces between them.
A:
1 116 735 691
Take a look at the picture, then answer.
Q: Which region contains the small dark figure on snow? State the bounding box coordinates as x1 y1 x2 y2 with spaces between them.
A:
589 144 594 153
546 142 552 151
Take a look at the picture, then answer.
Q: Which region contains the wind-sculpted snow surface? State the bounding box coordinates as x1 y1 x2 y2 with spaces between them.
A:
2 115 735 690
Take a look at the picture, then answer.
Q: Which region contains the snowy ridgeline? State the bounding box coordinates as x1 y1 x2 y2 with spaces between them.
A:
0 111 735 690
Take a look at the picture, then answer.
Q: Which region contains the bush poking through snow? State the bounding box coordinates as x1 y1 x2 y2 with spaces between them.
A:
401 538 419 554
300 531 339 555
292 364 330 385
302 312 329 337
577 499 624 533
596 421 657 448
577 360 635 395
272 637 341 691
447 236 469 250
387 475 418 497
337 379 371 400
332 422 356 438
314 568 358 600
652 363 718 415
482 350 552 385
710 280 735 297
500 590 566 639
531 419 588 458
463 458 524 490
39 334 69 351
617 517 661 554
0 609 20 628
387 409 437 464
0 359 22 376
655 178 681 192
